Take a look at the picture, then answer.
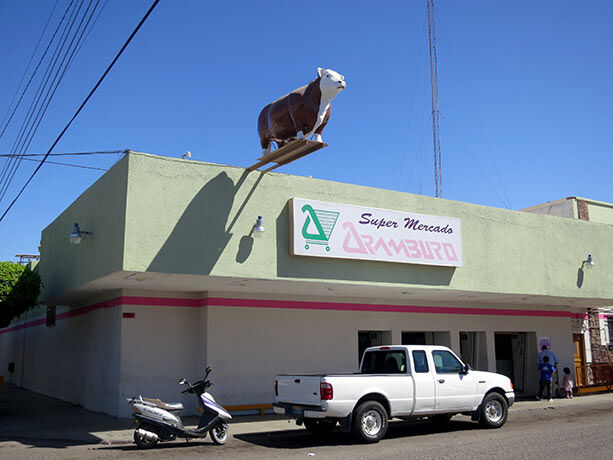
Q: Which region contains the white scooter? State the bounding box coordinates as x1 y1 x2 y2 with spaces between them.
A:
127 366 232 449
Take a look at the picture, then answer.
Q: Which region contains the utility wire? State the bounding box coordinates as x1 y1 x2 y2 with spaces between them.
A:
0 0 161 224
440 113 510 209
20 157 108 171
0 0 81 199
433 5 512 209
0 0 75 183
0 150 125 157
0 0 60 139
0 1 100 203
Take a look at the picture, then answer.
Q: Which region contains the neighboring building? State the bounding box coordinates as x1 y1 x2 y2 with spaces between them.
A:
2 152 613 417
522 197 613 364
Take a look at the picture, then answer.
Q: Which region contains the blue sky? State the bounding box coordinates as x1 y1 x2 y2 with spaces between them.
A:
0 0 611 261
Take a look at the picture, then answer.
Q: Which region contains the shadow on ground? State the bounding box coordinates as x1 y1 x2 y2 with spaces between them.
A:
0 386 132 449
234 419 481 449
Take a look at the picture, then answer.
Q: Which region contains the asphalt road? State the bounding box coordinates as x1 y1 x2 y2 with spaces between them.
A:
2 399 612 460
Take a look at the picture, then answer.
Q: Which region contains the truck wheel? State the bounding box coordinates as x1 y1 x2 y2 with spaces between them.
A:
478 392 508 428
353 401 388 443
303 419 337 436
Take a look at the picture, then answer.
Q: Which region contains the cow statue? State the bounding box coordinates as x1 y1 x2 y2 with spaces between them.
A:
258 68 346 154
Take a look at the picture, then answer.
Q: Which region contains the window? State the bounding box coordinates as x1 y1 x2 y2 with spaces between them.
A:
361 350 407 374
412 350 429 373
431 350 463 374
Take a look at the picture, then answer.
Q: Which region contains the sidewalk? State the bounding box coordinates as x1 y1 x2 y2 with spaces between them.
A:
1 385 612 447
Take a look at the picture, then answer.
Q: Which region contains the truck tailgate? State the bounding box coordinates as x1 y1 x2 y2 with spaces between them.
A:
277 375 322 406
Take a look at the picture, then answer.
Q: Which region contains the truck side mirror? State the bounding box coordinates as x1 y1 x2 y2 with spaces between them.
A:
461 364 471 374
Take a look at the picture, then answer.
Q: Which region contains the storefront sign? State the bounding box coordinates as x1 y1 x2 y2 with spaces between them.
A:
290 198 462 267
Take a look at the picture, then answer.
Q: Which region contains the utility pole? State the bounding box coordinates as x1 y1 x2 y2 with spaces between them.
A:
427 0 442 197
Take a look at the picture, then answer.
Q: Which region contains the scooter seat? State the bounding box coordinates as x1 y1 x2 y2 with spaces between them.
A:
142 397 184 411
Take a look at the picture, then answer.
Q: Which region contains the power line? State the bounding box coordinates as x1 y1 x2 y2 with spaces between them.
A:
440 113 510 209
0 0 60 139
0 150 125 157
432 4 512 209
0 0 75 186
0 1 102 203
0 0 161 224
0 0 82 201
20 157 108 171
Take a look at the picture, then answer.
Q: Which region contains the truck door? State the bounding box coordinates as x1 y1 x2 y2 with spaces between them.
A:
431 349 477 411
410 350 436 413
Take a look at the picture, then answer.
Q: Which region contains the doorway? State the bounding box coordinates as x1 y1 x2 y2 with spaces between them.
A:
572 333 586 386
494 332 537 394
401 331 451 347
358 330 391 365
460 331 488 370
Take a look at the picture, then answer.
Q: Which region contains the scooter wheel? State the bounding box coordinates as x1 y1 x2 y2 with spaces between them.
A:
134 423 159 449
209 424 229 445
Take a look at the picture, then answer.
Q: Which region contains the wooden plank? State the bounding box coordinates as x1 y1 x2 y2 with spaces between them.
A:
248 139 327 172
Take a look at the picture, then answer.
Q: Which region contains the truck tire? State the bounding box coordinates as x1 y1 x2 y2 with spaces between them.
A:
478 392 508 428
303 419 337 436
353 401 388 443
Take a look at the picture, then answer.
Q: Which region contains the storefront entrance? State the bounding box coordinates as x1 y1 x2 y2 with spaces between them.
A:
358 330 392 365
401 331 451 347
460 331 488 370
495 332 538 394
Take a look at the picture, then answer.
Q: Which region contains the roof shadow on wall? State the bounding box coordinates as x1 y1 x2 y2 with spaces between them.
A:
147 171 262 275
275 203 456 286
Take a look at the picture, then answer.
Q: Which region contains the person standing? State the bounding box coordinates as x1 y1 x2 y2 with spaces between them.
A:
562 367 574 399
538 345 559 366
537 356 556 401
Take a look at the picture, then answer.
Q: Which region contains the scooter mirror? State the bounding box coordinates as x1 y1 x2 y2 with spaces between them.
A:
205 366 212 375
178 378 187 385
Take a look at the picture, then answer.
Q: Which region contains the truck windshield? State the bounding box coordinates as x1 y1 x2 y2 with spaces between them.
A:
361 350 407 374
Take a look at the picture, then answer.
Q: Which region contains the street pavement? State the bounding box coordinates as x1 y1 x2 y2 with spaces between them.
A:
1 385 612 458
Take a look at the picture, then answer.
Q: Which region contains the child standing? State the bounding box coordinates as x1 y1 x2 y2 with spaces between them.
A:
562 367 574 399
538 356 555 401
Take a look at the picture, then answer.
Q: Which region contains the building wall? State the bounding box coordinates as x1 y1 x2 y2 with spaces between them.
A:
117 291 204 417
205 294 574 407
520 198 577 219
586 201 613 225
117 154 613 302
38 156 129 302
0 295 121 415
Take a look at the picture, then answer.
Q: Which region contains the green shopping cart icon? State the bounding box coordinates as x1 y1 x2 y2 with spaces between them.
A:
301 204 340 251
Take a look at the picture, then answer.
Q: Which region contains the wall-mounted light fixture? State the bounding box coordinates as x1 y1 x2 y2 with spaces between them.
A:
69 223 92 245
253 216 265 238
582 254 594 269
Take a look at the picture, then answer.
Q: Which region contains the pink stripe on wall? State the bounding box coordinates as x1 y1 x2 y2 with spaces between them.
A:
205 297 573 318
0 294 595 335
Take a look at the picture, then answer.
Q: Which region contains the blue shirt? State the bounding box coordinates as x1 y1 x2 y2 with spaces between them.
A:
538 350 559 365
539 363 555 381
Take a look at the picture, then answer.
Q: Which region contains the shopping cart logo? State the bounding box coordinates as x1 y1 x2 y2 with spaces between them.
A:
301 204 340 252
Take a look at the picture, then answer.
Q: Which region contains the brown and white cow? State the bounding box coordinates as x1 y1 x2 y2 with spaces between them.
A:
257 68 346 154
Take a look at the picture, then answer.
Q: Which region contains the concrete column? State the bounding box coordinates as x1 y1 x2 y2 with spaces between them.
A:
198 293 208 368
486 331 497 372
449 330 460 355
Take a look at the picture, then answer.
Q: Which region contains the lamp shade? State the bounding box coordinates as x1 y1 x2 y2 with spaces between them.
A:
69 223 82 245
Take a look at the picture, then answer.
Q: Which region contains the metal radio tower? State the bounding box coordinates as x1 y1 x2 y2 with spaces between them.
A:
427 0 442 197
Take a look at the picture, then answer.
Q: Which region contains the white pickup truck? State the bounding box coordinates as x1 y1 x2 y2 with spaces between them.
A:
273 345 514 443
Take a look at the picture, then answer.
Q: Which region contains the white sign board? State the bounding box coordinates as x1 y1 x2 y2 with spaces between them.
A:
290 198 462 267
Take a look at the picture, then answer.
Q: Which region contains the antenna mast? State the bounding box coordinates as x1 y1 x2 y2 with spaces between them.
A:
427 0 442 197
